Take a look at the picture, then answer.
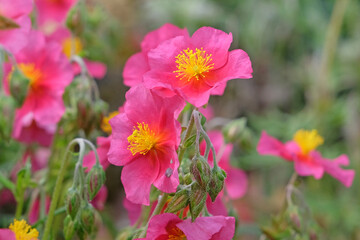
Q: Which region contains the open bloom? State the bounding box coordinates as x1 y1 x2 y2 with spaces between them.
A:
257 130 355 187
123 23 189 87
35 0 77 27
108 86 184 205
0 219 39 240
3 30 73 146
200 131 248 216
143 26 253 107
0 0 32 53
47 26 107 78
139 213 235 240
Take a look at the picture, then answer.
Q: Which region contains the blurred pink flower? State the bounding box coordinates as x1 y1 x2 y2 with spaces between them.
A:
143 26 253 107
90 185 108 211
257 130 355 187
28 196 51 224
200 131 248 216
0 0 32 53
123 23 189 88
108 86 184 205
47 26 107 78
35 0 77 26
83 136 111 171
3 30 73 146
0 229 16 240
140 213 235 240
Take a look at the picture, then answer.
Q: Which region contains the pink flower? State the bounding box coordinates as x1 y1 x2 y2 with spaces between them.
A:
108 86 185 205
0 229 16 240
198 105 214 121
47 26 107 78
0 220 39 240
141 213 235 240
143 26 253 107
123 23 189 87
90 185 108 211
83 136 111 171
0 0 32 53
35 0 77 26
200 131 248 216
257 130 355 187
3 30 73 146
28 196 51 224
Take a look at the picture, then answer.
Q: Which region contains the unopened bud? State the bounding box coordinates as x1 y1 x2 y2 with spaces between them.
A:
208 166 227 202
190 156 211 190
183 173 192 185
189 182 207 221
222 118 247 143
165 188 189 213
309 230 318 240
80 203 95 233
286 205 301 232
86 164 106 201
64 215 76 240
9 67 29 107
66 187 81 220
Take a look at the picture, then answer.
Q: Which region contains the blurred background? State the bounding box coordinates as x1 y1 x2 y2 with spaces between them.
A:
88 0 359 239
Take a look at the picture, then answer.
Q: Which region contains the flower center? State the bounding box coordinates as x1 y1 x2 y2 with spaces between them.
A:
174 48 214 82
167 226 187 240
127 122 157 156
18 63 42 87
9 219 39 240
101 111 119 134
62 37 83 58
293 129 324 155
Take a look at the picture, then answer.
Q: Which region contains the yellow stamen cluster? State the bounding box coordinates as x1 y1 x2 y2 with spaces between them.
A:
101 111 119 134
127 122 157 156
18 63 42 86
174 48 214 82
9 219 39 240
293 129 324 155
62 37 83 58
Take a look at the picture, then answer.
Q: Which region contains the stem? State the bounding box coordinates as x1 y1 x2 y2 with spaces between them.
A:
285 172 298 206
178 113 195 163
15 194 24 219
33 207 66 228
139 193 169 238
0 172 15 192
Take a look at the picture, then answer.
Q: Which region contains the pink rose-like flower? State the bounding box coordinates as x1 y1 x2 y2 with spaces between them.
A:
0 219 38 240
257 130 355 187
123 23 189 87
36 0 77 26
47 26 107 78
143 26 253 107
3 30 73 146
108 86 185 205
0 0 32 53
140 213 235 240
200 131 248 216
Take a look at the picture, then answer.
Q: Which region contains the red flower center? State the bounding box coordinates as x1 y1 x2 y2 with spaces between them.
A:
174 48 214 82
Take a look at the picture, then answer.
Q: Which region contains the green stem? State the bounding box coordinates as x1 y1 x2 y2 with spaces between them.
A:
178 113 195 163
15 194 24 219
0 172 15 192
33 207 66 228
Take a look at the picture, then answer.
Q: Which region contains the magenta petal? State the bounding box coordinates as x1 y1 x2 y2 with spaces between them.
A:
123 53 149 87
257 131 294 161
293 155 324 179
191 27 233 69
320 154 355 187
0 229 16 240
83 136 111 171
121 155 160 205
225 168 248 199
146 213 182 239
123 198 142 226
206 195 228 216
178 216 235 240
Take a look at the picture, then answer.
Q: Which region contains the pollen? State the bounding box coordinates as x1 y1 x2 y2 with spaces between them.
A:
101 111 119 134
293 129 324 155
127 122 157 156
174 48 214 82
18 63 42 87
9 219 39 240
62 37 83 58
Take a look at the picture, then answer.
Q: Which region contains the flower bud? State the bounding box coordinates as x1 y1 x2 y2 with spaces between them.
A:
165 188 189 213
190 156 211 190
189 182 207 221
183 173 192 185
222 118 247 143
66 187 81 220
63 215 76 240
208 166 227 202
86 164 106 201
80 203 95 233
9 67 29 107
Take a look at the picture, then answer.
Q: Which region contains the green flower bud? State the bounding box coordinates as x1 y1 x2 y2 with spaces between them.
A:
9 67 29 107
183 173 192 185
64 215 76 240
190 156 211 190
189 182 207 222
80 203 95 233
66 187 81 220
222 118 247 143
86 164 106 201
165 188 189 213
208 166 227 202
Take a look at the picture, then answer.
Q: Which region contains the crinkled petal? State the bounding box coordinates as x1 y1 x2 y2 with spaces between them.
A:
320 154 355 187
257 131 294 161
294 153 324 179
206 195 228 216
123 53 149 86
146 213 182 239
